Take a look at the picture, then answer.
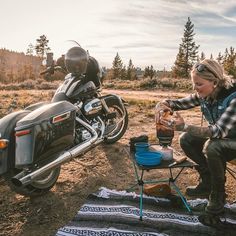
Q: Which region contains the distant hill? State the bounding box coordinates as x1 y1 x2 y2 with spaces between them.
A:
0 48 41 84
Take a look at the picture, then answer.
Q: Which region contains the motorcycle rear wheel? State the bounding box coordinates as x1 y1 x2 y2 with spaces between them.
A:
104 99 128 144
4 167 61 197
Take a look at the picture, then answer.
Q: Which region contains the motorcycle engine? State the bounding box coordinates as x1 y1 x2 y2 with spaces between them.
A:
75 119 101 143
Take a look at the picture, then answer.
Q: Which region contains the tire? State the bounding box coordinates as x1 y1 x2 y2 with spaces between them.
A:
3 167 61 197
104 98 128 144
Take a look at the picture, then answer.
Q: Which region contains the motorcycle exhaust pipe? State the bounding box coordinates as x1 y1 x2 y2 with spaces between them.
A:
12 117 103 187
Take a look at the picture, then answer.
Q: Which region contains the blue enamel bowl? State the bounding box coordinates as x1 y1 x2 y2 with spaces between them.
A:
135 151 162 166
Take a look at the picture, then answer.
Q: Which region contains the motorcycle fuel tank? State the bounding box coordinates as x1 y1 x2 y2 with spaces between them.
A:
15 101 76 167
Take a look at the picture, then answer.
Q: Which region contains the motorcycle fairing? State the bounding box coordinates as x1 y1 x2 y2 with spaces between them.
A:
51 74 97 102
0 110 30 175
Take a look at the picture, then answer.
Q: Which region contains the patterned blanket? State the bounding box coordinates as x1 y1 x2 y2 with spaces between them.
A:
55 187 236 236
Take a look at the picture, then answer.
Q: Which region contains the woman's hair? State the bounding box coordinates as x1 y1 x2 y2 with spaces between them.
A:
191 59 233 89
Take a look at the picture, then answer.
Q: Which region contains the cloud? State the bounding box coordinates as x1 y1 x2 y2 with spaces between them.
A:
1 0 236 69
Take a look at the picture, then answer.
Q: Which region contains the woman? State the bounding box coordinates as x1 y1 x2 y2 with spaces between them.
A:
156 59 236 215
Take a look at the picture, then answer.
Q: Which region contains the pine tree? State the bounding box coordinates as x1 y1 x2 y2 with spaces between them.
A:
216 52 223 65
144 65 155 78
26 43 34 56
172 47 186 77
112 53 123 79
200 52 206 61
144 66 150 78
35 35 51 60
172 17 199 78
210 54 214 60
223 47 236 78
126 59 136 80
149 65 155 79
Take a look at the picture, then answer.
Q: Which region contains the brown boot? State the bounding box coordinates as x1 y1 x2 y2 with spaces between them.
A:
205 191 225 214
186 181 211 197
186 168 211 197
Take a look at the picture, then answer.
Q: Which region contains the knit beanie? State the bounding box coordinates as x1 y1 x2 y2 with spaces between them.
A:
201 59 224 82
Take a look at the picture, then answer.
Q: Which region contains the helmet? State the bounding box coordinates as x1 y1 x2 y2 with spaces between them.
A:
65 46 89 75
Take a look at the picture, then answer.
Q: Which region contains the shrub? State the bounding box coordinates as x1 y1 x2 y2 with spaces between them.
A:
139 78 158 89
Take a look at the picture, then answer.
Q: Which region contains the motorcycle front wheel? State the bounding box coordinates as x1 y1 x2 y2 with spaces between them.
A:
4 167 61 197
104 98 128 144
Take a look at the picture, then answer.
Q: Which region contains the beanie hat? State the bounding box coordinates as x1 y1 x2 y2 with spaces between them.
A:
201 59 224 82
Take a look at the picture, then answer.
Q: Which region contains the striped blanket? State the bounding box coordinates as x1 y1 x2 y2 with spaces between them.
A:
56 187 236 236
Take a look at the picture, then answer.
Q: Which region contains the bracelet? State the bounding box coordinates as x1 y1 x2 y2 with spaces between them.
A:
183 123 188 131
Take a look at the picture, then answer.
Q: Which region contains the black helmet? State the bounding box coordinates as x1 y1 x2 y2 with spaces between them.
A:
65 46 89 75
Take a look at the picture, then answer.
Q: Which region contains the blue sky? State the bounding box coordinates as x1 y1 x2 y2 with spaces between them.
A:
0 0 236 70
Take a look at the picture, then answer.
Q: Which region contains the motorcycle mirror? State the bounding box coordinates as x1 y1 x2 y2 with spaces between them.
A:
46 52 54 67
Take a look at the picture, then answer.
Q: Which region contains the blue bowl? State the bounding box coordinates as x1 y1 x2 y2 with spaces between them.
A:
135 151 162 166
135 142 150 153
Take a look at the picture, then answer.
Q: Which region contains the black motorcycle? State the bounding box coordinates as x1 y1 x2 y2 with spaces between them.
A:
0 46 128 196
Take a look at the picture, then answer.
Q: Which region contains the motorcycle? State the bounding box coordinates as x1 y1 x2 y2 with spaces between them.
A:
0 46 128 197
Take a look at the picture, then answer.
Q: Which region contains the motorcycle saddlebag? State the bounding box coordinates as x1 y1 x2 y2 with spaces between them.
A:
15 101 76 167
0 110 30 175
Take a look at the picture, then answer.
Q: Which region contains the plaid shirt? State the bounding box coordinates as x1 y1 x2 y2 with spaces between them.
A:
166 93 236 138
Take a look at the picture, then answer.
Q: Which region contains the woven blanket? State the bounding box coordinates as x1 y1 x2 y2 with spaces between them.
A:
55 187 236 236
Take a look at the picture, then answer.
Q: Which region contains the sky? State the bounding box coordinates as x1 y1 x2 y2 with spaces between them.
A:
0 0 236 70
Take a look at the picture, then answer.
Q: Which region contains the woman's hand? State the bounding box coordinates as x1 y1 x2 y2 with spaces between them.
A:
155 101 172 113
173 112 185 131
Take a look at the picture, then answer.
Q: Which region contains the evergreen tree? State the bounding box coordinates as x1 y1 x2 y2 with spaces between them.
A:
216 52 223 65
223 48 229 63
144 65 155 78
223 47 236 78
144 66 150 78
149 65 155 79
121 65 127 80
35 35 51 60
26 43 34 56
126 59 136 80
112 53 123 79
171 47 186 77
172 17 199 78
210 53 214 60
200 52 206 61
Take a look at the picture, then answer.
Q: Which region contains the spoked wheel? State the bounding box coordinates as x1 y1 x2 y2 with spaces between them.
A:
4 167 61 197
104 99 128 144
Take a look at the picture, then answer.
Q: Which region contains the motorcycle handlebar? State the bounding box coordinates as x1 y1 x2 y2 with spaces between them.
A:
40 65 66 76
40 67 53 75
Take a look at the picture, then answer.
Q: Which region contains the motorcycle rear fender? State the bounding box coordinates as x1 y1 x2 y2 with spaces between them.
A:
0 110 31 175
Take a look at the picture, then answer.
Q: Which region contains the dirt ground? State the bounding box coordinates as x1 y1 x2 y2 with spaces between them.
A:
0 88 235 236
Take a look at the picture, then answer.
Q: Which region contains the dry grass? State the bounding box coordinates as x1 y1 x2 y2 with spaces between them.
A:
0 90 54 117
103 77 193 91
